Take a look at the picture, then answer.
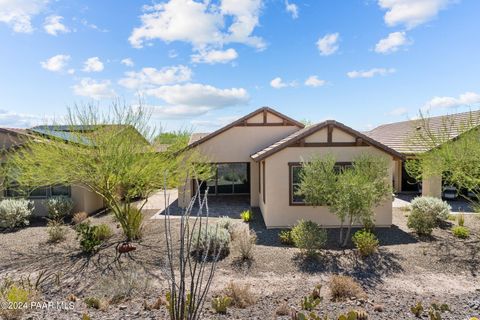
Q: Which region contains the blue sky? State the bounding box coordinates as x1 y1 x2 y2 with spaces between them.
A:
0 0 479 132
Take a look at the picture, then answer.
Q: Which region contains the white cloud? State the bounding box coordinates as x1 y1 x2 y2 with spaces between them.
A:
121 58 134 67
191 115 239 128
347 68 396 79
43 15 69 36
0 0 48 33
285 0 298 19
378 0 452 29
375 31 410 54
83 57 104 73
40 54 70 72
304 75 326 87
423 92 480 111
145 83 249 108
270 77 297 89
72 78 115 100
316 33 339 56
191 48 238 64
149 105 213 119
0 109 43 127
388 107 408 116
118 65 192 90
129 0 265 50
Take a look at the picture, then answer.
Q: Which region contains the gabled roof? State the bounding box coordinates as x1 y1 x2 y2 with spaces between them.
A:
251 120 404 161
187 107 304 148
365 110 480 155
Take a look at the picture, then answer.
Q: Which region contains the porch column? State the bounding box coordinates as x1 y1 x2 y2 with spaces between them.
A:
422 175 442 198
177 179 192 208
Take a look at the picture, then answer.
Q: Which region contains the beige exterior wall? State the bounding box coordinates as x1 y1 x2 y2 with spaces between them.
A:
422 175 442 198
258 128 395 228
71 185 104 214
178 119 300 208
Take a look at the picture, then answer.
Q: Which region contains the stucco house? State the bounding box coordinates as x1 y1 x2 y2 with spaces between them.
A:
366 110 480 198
0 126 107 216
179 107 403 228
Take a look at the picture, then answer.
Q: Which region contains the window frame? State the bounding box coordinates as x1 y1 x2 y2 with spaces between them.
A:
288 161 353 206
3 184 71 199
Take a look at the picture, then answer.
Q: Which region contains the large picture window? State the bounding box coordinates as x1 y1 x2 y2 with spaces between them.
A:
197 163 250 195
289 162 353 205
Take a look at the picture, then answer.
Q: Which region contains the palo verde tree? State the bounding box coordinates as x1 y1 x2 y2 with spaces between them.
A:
405 110 480 210
297 153 391 247
3 102 210 242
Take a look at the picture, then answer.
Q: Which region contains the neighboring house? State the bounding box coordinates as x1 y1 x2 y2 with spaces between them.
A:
366 110 480 198
0 125 140 216
180 107 403 228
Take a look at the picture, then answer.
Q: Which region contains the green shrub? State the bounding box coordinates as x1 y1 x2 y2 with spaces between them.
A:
192 224 231 256
76 222 102 254
410 196 451 221
123 207 143 240
84 297 104 309
452 226 470 239
0 199 34 230
47 220 67 243
352 229 379 257
240 210 253 222
94 224 113 241
291 220 327 256
44 196 74 222
279 229 294 245
457 213 465 227
447 214 456 221
211 296 231 314
407 198 448 236
216 216 236 231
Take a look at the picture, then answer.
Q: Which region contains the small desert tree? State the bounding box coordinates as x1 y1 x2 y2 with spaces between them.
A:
3 102 210 242
405 110 480 210
297 154 391 246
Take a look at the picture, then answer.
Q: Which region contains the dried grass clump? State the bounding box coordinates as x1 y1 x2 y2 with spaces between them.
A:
328 275 365 301
231 223 256 260
223 281 256 308
73 212 88 225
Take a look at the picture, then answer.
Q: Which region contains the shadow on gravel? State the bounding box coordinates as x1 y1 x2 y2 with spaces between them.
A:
292 249 403 288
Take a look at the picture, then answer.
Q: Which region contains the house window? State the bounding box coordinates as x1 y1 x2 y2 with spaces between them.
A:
289 162 353 206
291 165 304 204
197 163 250 195
4 184 71 199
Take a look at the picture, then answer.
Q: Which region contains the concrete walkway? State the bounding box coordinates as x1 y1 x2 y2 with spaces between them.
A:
393 193 476 214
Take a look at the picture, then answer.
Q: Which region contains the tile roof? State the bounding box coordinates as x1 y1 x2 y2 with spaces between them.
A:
188 133 210 145
365 110 480 155
251 120 404 161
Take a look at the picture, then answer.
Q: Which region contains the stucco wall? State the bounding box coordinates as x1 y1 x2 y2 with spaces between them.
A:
70 185 104 215
261 144 395 228
180 123 300 207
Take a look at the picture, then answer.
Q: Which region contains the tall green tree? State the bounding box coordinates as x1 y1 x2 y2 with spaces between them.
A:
405 110 480 210
297 154 391 246
3 102 210 241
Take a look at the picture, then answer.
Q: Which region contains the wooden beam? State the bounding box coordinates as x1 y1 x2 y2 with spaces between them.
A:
263 109 267 124
327 124 333 143
356 137 363 146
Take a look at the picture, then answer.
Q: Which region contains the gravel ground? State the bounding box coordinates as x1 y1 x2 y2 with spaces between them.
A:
0 207 479 320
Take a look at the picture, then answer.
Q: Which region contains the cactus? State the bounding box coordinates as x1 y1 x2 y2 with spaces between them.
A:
337 311 358 320
211 296 232 314
428 308 442 320
300 295 321 311
411 302 424 317
293 312 329 320
355 310 368 320
311 284 323 300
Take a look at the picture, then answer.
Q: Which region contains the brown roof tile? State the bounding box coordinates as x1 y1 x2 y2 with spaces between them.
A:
365 110 480 155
